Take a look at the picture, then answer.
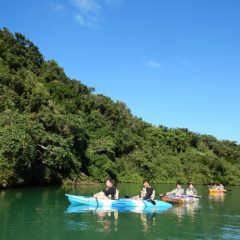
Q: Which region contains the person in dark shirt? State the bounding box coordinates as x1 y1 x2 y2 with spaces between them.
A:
133 179 155 200
94 179 117 200
103 180 116 199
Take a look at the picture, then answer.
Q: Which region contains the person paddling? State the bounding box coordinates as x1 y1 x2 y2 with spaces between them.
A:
218 183 225 190
212 183 218 189
166 182 184 196
186 182 198 196
133 179 155 200
93 179 117 200
210 182 224 190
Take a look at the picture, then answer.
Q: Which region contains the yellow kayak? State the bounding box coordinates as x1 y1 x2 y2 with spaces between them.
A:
208 188 226 194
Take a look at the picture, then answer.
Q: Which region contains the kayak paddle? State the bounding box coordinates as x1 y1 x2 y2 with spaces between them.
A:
123 195 156 205
147 199 156 205
188 195 202 198
160 193 201 198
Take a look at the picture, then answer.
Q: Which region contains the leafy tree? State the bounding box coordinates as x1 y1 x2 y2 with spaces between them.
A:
0 28 240 187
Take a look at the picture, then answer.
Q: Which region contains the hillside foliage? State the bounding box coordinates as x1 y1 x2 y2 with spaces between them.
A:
0 28 240 187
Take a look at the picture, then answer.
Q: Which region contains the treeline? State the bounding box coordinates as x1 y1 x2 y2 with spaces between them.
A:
0 28 240 188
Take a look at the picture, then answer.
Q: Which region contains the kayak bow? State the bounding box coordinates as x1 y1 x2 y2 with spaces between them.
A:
65 194 114 206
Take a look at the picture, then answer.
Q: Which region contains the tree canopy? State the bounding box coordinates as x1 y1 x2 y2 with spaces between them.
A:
0 28 240 188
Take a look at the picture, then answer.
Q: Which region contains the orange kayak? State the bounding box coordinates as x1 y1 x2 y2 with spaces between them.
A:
161 195 198 203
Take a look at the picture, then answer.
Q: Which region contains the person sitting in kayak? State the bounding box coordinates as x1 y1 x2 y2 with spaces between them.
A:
211 183 218 189
210 183 224 190
93 179 117 200
166 182 184 196
133 179 155 200
186 182 198 196
218 183 224 190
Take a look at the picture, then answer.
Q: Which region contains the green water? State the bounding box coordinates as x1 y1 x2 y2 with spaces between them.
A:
0 184 239 240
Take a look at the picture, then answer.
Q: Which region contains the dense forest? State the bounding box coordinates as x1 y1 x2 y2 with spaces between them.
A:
0 28 240 188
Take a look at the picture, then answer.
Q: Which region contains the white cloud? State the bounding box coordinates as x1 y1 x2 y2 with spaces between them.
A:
72 0 102 28
73 0 100 12
51 0 122 28
75 14 86 25
105 0 122 5
147 60 162 69
75 13 102 28
72 0 122 28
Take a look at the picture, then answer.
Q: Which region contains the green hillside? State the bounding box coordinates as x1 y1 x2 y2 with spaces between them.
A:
0 28 240 188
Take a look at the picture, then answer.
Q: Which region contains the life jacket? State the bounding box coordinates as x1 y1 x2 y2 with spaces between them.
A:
140 187 155 200
107 189 119 199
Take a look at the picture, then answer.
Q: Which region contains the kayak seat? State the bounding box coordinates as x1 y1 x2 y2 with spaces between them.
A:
115 189 119 200
151 190 156 200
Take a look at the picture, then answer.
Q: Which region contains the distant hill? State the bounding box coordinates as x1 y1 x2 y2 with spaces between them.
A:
0 28 240 187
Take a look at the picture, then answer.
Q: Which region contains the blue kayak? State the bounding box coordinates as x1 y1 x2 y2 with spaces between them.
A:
65 194 114 207
65 194 172 208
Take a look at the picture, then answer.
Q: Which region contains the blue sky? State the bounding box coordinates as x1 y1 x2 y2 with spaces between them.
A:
1 0 240 142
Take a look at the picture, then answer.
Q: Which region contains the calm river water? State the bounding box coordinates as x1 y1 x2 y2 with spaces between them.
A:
0 184 239 239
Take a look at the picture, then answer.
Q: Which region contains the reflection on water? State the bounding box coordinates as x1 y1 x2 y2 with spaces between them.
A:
209 192 226 202
65 204 171 215
170 201 200 223
64 202 202 235
140 212 157 234
65 204 170 233
96 210 118 233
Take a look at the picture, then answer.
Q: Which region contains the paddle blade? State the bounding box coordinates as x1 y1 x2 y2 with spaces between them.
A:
151 199 156 205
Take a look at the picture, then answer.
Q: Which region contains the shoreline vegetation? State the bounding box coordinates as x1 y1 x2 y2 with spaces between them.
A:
0 28 240 189
0 180 235 190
